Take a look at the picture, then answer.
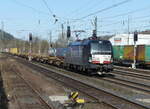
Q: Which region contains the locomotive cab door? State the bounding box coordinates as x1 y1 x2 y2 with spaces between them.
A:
83 44 90 66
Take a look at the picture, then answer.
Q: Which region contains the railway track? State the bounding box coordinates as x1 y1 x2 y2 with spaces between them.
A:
14 56 149 109
0 70 8 109
101 77 150 94
12 68 53 109
112 67 150 81
114 65 150 75
37 57 150 94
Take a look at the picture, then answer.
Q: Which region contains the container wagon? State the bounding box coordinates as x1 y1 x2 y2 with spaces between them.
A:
113 45 150 67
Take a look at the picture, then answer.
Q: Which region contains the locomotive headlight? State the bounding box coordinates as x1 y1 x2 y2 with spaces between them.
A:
110 58 113 63
89 54 92 62
89 57 92 62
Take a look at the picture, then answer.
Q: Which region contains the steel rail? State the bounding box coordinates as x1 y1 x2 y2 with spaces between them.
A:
15 57 149 109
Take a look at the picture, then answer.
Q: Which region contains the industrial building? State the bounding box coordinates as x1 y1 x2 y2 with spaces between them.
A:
109 34 150 45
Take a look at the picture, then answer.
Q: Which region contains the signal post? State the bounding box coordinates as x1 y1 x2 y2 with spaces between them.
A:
29 33 32 61
132 31 138 69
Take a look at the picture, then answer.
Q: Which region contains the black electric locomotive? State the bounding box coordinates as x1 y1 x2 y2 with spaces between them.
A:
64 38 113 75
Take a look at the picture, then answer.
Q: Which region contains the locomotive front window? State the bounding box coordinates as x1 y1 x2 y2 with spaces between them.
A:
91 41 112 54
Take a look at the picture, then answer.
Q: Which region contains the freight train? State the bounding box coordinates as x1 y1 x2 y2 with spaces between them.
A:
113 45 150 67
8 37 114 75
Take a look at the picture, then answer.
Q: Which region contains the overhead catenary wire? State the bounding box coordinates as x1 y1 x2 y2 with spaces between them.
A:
10 0 66 23
41 0 54 15
68 0 94 16
96 16 150 34
8 0 150 37
101 5 150 20
99 18 150 28
130 24 150 32
41 0 61 25
100 21 123 27
9 0 130 29
100 20 150 34
40 0 75 24
134 14 150 20
68 3 150 29
78 0 132 20
93 11 150 30
69 0 106 18
51 10 150 36
9 0 49 15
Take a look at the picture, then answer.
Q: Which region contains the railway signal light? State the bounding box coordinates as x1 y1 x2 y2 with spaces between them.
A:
134 31 138 42
132 30 138 69
92 30 97 38
28 33 32 61
67 26 71 38
29 33 32 42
